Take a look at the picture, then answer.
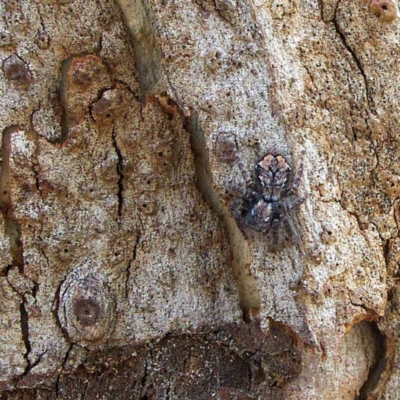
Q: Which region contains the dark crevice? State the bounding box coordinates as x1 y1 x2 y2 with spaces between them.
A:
56 57 74 146
317 0 325 21
194 0 210 12
61 343 73 371
166 385 171 400
359 323 388 399
383 238 390 266
1 127 24 274
29 351 46 372
31 281 38 299
115 78 139 97
55 373 61 399
29 110 44 201
38 240 50 271
125 232 141 300
111 127 124 218
139 358 149 399
32 161 41 195
52 274 72 346
12 264 41 379
19 301 32 376
370 219 386 243
98 32 104 54
333 0 376 114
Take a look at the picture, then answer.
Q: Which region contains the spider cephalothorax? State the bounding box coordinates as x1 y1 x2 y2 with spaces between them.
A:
231 152 304 250
256 153 292 201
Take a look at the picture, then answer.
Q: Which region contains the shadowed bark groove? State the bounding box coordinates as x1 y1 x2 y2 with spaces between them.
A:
359 323 387 399
185 111 261 313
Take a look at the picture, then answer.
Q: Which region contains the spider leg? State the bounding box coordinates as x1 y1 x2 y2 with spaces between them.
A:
237 161 252 186
265 198 303 250
268 226 282 250
230 185 248 197
281 196 305 212
229 185 259 207
238 161 257 190
291 152 305 193
266 215 285 251
230 197 245 218
230 197 252 238
283 212 300 245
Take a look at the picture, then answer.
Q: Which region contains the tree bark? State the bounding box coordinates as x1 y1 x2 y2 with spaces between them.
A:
1 0 399 398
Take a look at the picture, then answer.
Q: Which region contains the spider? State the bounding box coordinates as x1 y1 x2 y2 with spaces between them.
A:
230 152 304 250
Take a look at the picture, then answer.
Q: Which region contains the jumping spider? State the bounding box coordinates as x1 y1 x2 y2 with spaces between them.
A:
231 152 304 250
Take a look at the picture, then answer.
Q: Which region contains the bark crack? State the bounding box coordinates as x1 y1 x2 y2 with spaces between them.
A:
349 297 380 317
333 0 376 114
5 267 40 381
30 105 44 201
19 300 32 377
38 240 51 271
317 0 325 21
111 127 124 218
57 57 74 145
0 127 34 378
125 231 141 300
139 358 149 399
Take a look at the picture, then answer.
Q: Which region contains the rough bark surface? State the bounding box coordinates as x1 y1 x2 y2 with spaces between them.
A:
1 0 400 399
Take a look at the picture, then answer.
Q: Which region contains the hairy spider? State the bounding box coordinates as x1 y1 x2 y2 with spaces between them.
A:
230 152 304 249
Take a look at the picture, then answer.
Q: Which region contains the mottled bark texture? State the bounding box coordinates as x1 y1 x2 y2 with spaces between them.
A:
1 0 400 398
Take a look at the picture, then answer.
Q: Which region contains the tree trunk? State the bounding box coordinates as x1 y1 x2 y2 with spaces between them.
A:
1 0 399 398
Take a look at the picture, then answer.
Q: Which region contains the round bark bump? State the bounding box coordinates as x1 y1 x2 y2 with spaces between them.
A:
213 132 238 164
2 54 31 83
321 224 337 244
58 263 115 345
368 0 397 22
69 55 108 88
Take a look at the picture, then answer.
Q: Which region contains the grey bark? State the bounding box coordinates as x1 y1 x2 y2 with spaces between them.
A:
0 0 399 399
